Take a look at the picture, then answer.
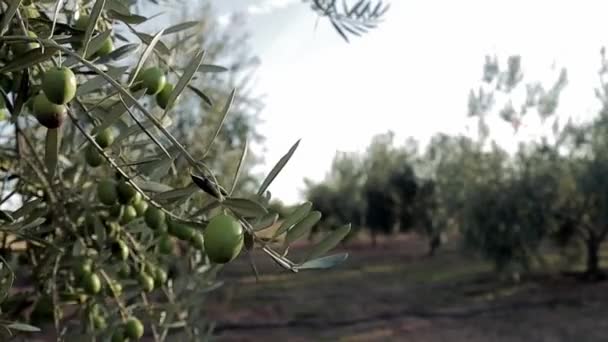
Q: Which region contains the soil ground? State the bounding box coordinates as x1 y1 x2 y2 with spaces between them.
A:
206 233 608 342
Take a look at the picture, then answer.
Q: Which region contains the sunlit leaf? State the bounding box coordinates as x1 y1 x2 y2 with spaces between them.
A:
0 48 59 73
304 224 351 261
257 139 301 196
163 48 205 113
273 201 312 238
252 212 279 232
296 253 349 270
0 0 22 36
201 88 235 158
229 138 248 195
7 323 41 333
222 198 267 218
129 28 166 86
107 10 147 24
82 0 106 58
164 21 200 34
134 181 172 193
198 64 229 73
285 210 321 245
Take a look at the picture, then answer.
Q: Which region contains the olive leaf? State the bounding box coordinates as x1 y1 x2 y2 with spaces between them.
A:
6 322 41 333
162 48 206 114
303 224 351 261
128 28 166 86
0 0 22 36
295 253 349 271
0 210 15 222
82 0 106 58
191 173 227 199
252 212 279 232
273 201 312 238
107 10 148 24
164 21 200 34
198 64 229 73
201 89 235 158
0 48 59 73
229 138 248 195
77 66 129 96
257 139 301 196
222 198 267 218
285 210 322 245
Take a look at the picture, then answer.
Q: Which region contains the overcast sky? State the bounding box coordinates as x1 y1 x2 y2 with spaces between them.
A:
178 1 608 205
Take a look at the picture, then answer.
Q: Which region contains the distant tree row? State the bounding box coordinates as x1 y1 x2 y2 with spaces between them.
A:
296 49 608 280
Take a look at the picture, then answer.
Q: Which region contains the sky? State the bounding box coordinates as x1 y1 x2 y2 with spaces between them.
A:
145 0 608 205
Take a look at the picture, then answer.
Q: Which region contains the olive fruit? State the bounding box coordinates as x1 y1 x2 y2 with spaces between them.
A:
95 128 114 148
111 329 126 342
124 317 144 340
144 207 165 230
190 232 204 250
95 36 113 57
13 30 39 55
75 258 93 278
83 272 101 295
75 14 91 31
203 214 244 264
33 93 67 129
41 67 77 105
154 267 167 286
97 179 118 205
112 240 129 261
92 314 107 330
121 205 137 224
168 220 195 241
117 263 131 278
133 200 148 217
158 234 174 254
155 83 173 109
138 272 154 293
107 280 123 296
140 67 166 95
117 181 139 204
85 144 103 167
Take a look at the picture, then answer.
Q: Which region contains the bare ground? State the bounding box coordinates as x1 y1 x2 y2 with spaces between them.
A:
205 233 608 342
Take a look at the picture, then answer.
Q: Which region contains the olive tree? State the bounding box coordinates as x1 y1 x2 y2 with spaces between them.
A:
0 0 380 340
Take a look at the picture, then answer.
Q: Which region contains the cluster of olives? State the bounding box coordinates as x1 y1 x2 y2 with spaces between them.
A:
131 67 174 109
31 66 77 129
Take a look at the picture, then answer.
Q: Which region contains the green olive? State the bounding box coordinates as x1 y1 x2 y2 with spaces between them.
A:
144 206 165 230
33 93 67 129
97 179 118 206
139 67 166 95
124 317 144 340
95 128 114 148
155 83 173 109
41 67 77 105
85 144 103 167
203 214 244 264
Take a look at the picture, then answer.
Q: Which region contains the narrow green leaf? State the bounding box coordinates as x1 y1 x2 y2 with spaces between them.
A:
229 138 248 195
252 213 279 232
113 115 172 144
92 88 146 134
163 49 205 113
187 85 213 107
45 128 60 180
191 174 222 199
77 66 128 96
273 201 312 238
0 48 58 73
0 210 15 222
95 43 139 63
132 30 170 56
107 10 147 24
257 139 301 196
304 224 351 261
16 217 46 231
201 89 235 158
128 28 166 86
0 0 22 36
82 0 106 58
7 322 41 333
222 198 267 218
134 180 172 193
198 64 229 73
11 199 42 220
106 0 130 15
84 29 112 59
296 253 349 270
164 21 200 34
138 155 175 180
153 184 198 202
285 211 322 245
49 0 66 39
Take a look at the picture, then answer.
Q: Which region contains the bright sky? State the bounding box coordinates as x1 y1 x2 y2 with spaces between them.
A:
225 0 608 205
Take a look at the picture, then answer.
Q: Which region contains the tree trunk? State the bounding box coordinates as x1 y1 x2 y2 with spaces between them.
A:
371 229 377 248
